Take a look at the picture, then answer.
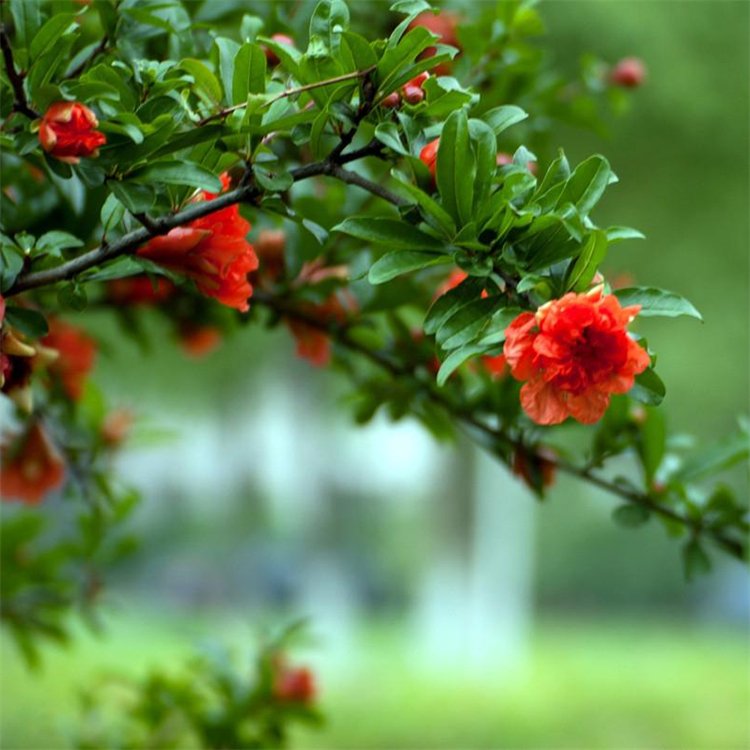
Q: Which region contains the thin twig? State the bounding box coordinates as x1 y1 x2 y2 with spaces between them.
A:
252 290 747 563
198 66 376 126
0 24 38 120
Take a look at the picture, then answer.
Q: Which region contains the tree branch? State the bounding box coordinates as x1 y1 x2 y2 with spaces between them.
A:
5 140 393 296
252 289 747 563
0 24 39 120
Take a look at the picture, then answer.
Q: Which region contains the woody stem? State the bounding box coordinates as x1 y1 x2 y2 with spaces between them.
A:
0 24 39 120
252 290 747 564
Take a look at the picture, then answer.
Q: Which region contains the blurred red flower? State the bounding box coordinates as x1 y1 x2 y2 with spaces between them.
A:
273 664 316 704
408 11 461 74
287 295 350 368
42 319 96 402
138 175 258 312
504 287 650 425
1 422 65 505
107 275 175 305
38 102 106 164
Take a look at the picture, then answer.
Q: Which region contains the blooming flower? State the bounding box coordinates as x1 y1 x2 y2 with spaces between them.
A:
1 422 65 505
503 286 650 425
42 320 97 402
138 175 258 312
38 102 107 164
106 275 175 305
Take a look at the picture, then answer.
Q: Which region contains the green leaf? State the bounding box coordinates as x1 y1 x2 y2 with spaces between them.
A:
308 0 350 57
606 226 645 243
213 37 241 105
390 169 456 237
468 119 496 212
612 504 651 527
629 367 664 406
564 229 608 291
368 251 451 284
254 165 293 192
57 282 88 311
108 182 157 214
682 539 711 581
232 43 267 104
29 13 76 59
36 231 83 256
180 58 223 103
474 307 523 346
672 429 750 483
437 109 474 226
614 287 703 321
436 295 505 349
482 105 528 136
129 160 222 193
4 306 48 339
0 246 25 293
9 0 42 52
333 217 443 250
437 344 488 386
424 277 485 335
636 406 666 485
556 155 613 217
374 123 410 156
377 26 435 94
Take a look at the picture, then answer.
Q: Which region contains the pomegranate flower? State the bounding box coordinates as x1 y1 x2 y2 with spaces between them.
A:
38 102 106 164
1 422 65 505
42 319 97 402
138 176 258 312
273 664 316 704
503 286 650 425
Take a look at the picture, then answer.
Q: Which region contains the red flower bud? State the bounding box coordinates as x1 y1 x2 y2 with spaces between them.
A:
264 33 295 66
496 152 537 175
381 92 401 108
38 102 106 164
179 325 222 358
419 137 440 181
610 57 646 88
1 422 65 505
273 665 316 704
401 72 429 104
512 446 557 491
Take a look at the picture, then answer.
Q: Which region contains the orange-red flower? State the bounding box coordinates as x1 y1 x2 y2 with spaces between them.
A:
287 296 349 368
138 176 258 312
179 325 222 358
419 138 440 182
504 287 650 425
408 11 461 75
1 422 65 505
254 229 287 283
42 320 96 402
38 102 106 164
273 664 316 704
512 445 557 490
107 275 175 305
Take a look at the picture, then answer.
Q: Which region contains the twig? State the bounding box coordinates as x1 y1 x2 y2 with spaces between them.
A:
198 66 376 126
0 24 38 120
252 290 747 563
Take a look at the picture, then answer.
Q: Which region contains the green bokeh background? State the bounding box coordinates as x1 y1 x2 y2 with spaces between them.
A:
2 1 748 748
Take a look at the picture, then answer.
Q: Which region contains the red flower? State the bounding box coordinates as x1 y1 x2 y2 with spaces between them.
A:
138 175 258 312
419 138 440 182
264 33 296 66
101 409 134 448
1 422 65 505
38 102 106 164
496 152 538 175
287 295 349 368
408 11 461 75
503 287 650 425
254 229 287 283
610 57 646 88
179 326 222 358
481 353 508 379
273 665 316 704
107 275 175 305
42 320 96 402
512 446 557 490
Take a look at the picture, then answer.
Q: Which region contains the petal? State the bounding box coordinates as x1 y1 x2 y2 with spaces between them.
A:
520 378 570 425
566 389 610 424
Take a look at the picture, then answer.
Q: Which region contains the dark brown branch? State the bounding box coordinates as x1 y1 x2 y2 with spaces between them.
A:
0 24 38 120
252 290 747 564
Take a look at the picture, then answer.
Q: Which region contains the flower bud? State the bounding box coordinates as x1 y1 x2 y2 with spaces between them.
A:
381 92 401 109
610 57 646 88
419 138 440 182
38 102 106 164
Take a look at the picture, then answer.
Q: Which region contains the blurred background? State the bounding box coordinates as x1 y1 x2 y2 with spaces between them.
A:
2 1 748 748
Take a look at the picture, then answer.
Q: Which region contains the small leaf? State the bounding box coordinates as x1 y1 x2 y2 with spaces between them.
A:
129 160 222 193
437 344 487 386
333 217 443 250
615 287 703 321
682 539 711 581
437 109 474 226
368 251 451 284
4 306 48 338
564 229 608 291
612 504 651 527
482 105 528 136
629 367 665 406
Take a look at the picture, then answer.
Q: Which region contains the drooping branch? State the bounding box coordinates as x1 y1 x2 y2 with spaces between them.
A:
252 289 747 563
0 24 39 120
5 140 391 296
